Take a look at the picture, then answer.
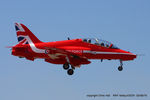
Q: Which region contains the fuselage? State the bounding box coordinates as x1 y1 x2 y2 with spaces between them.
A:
12 38 136 62
11 23 137 75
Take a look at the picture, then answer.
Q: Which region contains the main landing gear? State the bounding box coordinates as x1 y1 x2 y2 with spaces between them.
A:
63 63 70 70
118 60 123 71
63 63 75 75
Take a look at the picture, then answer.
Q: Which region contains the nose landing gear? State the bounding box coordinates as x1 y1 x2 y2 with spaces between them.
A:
118 60 123 71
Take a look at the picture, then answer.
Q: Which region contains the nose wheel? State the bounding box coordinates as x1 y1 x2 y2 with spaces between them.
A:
118 66 123 71
118 60 123 71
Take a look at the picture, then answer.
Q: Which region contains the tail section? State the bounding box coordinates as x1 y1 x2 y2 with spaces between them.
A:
15 23 42 45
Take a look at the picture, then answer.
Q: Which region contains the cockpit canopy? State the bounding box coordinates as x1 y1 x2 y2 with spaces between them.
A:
82 38 119 49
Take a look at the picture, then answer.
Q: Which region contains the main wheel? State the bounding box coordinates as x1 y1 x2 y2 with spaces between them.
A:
67 69 74 75
118 66 123 71
63 63 69 70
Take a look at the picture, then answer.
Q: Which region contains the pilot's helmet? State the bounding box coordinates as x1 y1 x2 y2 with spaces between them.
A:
88 39 91 43
83 39 87 42
101 43 104 46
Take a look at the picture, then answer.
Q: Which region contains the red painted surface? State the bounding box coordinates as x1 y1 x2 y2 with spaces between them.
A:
11 23 136 67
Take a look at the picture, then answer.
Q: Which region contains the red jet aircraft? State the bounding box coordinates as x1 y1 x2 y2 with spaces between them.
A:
10 23 137 75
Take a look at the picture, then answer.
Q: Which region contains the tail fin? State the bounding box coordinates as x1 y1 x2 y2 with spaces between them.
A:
15 23 42 45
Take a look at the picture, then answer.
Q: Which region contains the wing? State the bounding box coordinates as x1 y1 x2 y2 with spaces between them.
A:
45 47 91 67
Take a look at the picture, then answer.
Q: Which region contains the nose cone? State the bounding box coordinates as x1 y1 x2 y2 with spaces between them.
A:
119 49 137 60
129 52 137 59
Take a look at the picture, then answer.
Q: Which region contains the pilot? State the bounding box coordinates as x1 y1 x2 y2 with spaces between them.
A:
101 43 104 46
88 39 91 43
83 39 87 42
106 44 109 48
